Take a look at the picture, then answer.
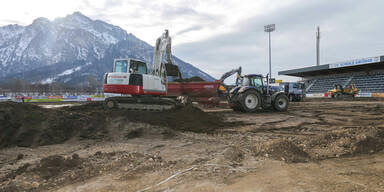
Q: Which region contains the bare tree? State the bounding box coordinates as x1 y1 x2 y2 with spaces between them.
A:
87 75 99 94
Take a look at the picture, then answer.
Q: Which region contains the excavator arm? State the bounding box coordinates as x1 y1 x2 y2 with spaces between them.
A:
152 30 172 77
152 29 182 80
218 67 242 94
166 35 172 65
219 67 242 85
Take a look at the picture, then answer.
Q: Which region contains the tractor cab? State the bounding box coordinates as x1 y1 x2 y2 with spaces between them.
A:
241 74 265 93
240 74 279 95
112 58 148 74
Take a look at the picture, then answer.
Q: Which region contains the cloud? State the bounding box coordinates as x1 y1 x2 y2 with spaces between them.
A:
0 19 26 25
174 0 384 80
103 0 124 9
1 0 384 81
175 25 204 36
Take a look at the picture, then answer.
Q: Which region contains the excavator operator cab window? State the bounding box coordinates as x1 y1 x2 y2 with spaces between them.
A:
114 60 128 73
129 60 147 74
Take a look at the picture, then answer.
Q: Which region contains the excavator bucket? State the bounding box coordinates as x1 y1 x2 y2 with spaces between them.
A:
165 63 182 78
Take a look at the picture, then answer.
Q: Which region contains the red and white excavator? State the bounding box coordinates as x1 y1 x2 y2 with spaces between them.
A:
103 30 178 110
103 29 288 112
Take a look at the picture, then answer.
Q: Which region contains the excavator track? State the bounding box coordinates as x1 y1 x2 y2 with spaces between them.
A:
104 96 177 111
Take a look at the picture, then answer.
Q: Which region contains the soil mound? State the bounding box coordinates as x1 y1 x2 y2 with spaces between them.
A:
122 105 226 133
68 103 228 133
0 152 157 192
301 126 384 159
0 154 82 191
0 102 229 149
223 146 244 163
0 102 108 148
254 140 311 163
36 154 82 179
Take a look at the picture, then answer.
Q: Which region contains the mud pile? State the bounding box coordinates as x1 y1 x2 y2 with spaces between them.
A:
0 102 108 148
253 126 384 163
0 102 229 149
0 151 165 192
254 140 311 163
223 146 244 163
69 102 228 133
120 105 227 133
36 154 83 179
300 126 384 159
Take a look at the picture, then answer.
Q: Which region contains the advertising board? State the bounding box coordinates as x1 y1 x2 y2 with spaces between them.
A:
329 56 380 69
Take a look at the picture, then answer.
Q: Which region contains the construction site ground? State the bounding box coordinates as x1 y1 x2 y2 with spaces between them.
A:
1 100 384 192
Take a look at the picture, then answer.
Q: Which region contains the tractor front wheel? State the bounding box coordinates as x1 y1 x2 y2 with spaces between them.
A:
273 94 289 112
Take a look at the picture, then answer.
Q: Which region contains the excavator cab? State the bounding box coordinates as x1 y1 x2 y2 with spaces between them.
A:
113 59 147 74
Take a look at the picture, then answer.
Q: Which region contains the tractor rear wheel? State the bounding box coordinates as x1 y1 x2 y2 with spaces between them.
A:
239 90 261 112
273 94 289 112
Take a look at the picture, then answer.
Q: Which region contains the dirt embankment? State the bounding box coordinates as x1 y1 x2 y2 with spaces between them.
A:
250 102 384 163
253 126 384 163
0 102 234 149
1 151 170 192
1 101 384 192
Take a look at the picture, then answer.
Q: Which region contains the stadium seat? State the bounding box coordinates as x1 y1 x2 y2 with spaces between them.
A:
306 72 384 93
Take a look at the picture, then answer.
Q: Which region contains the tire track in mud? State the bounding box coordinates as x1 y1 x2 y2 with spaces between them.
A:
248 110 332 136
251 122 320 136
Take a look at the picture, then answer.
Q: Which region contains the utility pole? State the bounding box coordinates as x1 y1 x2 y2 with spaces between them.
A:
22 62 25 95
264 24 275 83
316 26 320 66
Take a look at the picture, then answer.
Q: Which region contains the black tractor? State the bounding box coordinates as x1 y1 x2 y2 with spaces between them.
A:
227 74 289 112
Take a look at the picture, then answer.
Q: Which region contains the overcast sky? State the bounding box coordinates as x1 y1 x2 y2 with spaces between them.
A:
1 0 384 81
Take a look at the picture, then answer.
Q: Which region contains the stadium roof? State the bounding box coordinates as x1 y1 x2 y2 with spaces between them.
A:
279 55 384 77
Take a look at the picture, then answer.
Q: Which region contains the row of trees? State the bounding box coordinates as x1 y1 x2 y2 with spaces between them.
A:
1 76 102 96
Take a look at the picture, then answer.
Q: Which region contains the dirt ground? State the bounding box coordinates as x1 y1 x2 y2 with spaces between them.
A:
0 100 384 192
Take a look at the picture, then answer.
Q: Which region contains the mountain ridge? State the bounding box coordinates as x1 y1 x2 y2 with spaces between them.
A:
0 12 215 86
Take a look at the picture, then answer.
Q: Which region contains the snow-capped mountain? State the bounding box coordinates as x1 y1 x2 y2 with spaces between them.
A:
0 12 215 86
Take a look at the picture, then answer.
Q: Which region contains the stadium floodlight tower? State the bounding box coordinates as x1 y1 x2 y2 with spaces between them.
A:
264 24 275 84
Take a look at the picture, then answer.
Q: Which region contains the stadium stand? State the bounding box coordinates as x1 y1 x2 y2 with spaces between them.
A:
352 72 384 93
279 55 384 95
